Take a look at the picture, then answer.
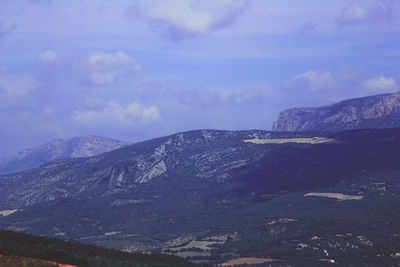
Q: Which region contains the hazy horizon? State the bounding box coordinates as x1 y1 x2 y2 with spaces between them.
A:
1 0 399 157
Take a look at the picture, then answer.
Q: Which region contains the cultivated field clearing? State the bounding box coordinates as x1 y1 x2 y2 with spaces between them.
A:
221 257 278 266
242 137 336 144
104 231 121 236
175 251 211 258
0 209 17 216
305 192 363 200
168 240 224 251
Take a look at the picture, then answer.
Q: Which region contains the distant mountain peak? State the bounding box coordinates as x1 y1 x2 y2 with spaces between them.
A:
0 135 129 175
273 92 400 131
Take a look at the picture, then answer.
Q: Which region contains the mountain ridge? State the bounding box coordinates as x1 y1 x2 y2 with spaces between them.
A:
0 135 129 175
272 92 400 131
1 128 400 265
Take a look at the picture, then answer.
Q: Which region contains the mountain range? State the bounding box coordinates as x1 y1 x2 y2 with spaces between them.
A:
1 128 400 265
273 92 400 131
0 135 129 175
1 93 400 266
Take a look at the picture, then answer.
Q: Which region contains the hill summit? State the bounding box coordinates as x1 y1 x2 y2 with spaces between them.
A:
0 135 128 175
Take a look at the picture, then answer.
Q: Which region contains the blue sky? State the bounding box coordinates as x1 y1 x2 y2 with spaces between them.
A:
0 0 399 156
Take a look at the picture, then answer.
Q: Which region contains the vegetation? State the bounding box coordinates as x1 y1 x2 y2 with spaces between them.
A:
0 230 206 267
1 129 400 265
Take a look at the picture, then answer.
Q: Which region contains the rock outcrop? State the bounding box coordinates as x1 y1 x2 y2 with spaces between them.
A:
273 92 400 131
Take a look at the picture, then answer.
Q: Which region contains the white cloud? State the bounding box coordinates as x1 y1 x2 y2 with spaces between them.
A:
363 75 397 92
338 2 369 23
284 70 335 93
134 81 271 108
38 50 57 64
128 0 250 40
337 0 393 26
72 101 160 126
72 51 142 85
282 66 398 106
0 75 40 97
142 105 160 120
133 82 223 108
227 88 267 105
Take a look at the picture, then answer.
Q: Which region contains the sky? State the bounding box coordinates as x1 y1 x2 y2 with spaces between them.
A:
0 0 399 157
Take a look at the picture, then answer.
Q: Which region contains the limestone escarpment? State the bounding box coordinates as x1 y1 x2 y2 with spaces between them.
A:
273 92 400 131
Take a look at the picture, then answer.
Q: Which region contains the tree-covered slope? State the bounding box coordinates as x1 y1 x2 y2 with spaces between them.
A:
0 229 204 267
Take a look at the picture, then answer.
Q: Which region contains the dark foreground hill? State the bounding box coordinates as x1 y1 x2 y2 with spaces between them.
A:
0 229 202 267
273 92 400 131
0 135 128 175
1 129 400 265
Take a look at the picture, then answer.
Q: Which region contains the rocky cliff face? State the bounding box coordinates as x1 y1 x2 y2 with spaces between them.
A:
0 136 128 175
273 92 400 131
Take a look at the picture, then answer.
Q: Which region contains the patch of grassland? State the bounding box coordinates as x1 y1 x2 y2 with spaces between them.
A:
242 137 335 144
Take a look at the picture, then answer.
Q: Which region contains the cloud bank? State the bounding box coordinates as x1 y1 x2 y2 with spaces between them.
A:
38 50 57 64
72 51 142 85
72 101 160 126
128 0 250 40
282 66 398 105
0 75 40 97
337 0 394 26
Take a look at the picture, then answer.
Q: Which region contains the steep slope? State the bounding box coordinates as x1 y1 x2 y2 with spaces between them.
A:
0 136 129 175
1 129 400 265
0 130 318 210
272 92 400 131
